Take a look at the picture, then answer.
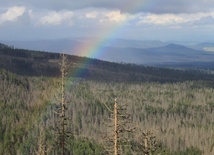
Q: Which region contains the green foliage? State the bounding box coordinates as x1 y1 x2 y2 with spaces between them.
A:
153 145 202 155
177 147 202 155
0 64 214 154
145 105 165 115
1 45 214 83
67 138 104 155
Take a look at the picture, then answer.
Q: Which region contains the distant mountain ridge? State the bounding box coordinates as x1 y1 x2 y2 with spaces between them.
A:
1 39 214 69
94 43 214 67
1 38 167 53
1 42 214 83
191 42 214 51
197 42 214 47
0 43 11 49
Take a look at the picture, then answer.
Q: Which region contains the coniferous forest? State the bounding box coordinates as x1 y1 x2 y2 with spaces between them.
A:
0 44 214 154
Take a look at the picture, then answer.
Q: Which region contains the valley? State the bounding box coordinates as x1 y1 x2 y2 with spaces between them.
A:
2 38 214 70
0 43 214 154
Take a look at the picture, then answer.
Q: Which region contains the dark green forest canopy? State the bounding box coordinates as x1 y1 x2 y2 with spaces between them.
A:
0 43 214 84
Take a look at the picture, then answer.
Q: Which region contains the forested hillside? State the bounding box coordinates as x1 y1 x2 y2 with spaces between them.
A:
0 43 214 83
0 44 214 154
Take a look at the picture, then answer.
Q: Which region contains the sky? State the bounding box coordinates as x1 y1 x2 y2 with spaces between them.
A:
1 0 214 42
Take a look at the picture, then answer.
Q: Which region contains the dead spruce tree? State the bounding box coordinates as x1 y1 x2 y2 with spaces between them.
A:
53 53 71 155
35 125 51 155
102 98 135 155
136 130 157 155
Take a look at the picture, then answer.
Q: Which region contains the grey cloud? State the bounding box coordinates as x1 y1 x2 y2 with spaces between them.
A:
2 0 214 14
193 16 214 25
1 0 214 42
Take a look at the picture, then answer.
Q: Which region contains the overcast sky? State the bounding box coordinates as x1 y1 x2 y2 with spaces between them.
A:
1 0 214 42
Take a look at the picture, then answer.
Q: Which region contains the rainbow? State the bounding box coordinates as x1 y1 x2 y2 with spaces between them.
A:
29 1 158 140
67 1 155 78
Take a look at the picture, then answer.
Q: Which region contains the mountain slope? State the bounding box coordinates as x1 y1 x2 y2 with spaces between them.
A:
1 43 214 154
192 42 214 52
95 43 214 66
1 38 167 52
0 42 213 83
2 39 214 69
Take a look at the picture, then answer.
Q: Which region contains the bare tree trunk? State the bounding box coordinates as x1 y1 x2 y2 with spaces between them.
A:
61 53 65 155
114 98 118 155
103 98 135 155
